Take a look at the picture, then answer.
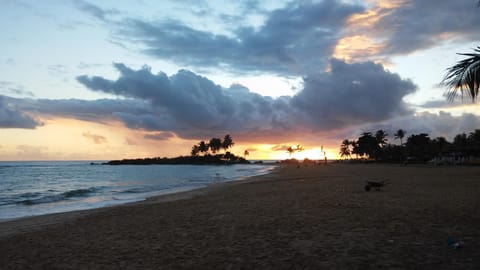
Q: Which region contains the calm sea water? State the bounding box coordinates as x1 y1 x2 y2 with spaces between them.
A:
0 161 276 221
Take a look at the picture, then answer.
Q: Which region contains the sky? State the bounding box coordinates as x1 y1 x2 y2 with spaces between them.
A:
1 0 480 161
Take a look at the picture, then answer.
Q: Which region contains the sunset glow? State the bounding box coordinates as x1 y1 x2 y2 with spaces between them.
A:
333 35 384 62
1 1 479 161
272 148 337 161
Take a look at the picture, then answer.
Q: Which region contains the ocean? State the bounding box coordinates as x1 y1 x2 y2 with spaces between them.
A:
0 161 276 221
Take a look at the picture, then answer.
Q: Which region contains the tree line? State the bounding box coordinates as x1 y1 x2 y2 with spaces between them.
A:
190 134 234 156
106 134 248 165
340 129 480 164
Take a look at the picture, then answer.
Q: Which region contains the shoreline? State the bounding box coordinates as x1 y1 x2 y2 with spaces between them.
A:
0 162 277 224
1 163 480 268
0 164 280 237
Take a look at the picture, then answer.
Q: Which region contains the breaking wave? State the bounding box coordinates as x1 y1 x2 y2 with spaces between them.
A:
16 187 98 206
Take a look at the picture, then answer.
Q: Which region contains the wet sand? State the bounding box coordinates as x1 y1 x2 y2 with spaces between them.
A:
1 163 480 269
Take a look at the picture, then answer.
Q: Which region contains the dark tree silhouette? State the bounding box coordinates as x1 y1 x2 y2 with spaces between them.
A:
296 145 305 152
468 129 480 154
441 1 480 102
394 129 406 145
454 133 468 147
349 140 359 159
198 141 209 155
406 133 432 162
340 128 480 164
191 145 200 156
222 134 234 153
209 138 222 154
285 145 304 160
355 132 379 159
443 46 480 102
431 137 450 158
468 129 480 144
339 139 351 159
287 146 295 157
375 130 388 148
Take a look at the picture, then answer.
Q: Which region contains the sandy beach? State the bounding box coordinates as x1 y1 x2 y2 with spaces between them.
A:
1 163 480 269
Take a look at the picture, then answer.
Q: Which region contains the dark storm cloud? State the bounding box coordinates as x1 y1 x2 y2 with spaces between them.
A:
2 60 420 139
114 0 363 75
377 0 480 55
14 97 152 125
291 59 417 129
73 59 416 140
76 63 291 138
0 95 41 129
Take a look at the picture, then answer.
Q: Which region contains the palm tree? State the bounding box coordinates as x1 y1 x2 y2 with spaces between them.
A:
198 141 209 155
287 146 295 157
375 130 388 148
350 140 360 159
191 145 200 156
443 46 480 102
244 149 249 159
339 139 351 159
432 137 449 157
468 129 480 155
209 138 222 154
295 144 305 152
394 129 406 145
406 133 432 162
453 133 469 148
222 134 234 153
468 129 480 144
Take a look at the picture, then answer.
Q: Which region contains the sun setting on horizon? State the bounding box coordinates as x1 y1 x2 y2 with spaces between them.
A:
266 147 337 161
1 1 480 161
2 2 480 268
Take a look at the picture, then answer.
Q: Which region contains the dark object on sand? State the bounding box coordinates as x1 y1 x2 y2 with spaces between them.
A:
447 236 464 249
365 180 387 191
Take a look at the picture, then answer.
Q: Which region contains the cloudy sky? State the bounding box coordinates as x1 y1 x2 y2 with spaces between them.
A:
1 0 479 160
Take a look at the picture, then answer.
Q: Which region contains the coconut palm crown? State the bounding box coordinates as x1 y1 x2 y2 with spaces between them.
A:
394 129 406 145
442 46 480 102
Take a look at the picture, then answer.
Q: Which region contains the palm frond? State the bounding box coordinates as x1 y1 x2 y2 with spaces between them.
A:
442 46 480 102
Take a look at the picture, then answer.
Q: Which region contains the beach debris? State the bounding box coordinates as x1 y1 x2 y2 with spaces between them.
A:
364 180 388 191
447 236 464 249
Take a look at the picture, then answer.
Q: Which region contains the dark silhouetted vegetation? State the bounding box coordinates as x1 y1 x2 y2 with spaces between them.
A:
106 154 248 165
340 129 480 165
107 134 249 165
443 46 480 102
286 145 304 157
441 2 479 102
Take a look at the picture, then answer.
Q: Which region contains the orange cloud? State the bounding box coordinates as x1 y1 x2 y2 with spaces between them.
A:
333 35 384 62
333 0 406 63
369 0 405 9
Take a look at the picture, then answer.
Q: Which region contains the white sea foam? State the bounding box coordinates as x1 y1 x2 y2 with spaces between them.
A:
0 161 276 221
